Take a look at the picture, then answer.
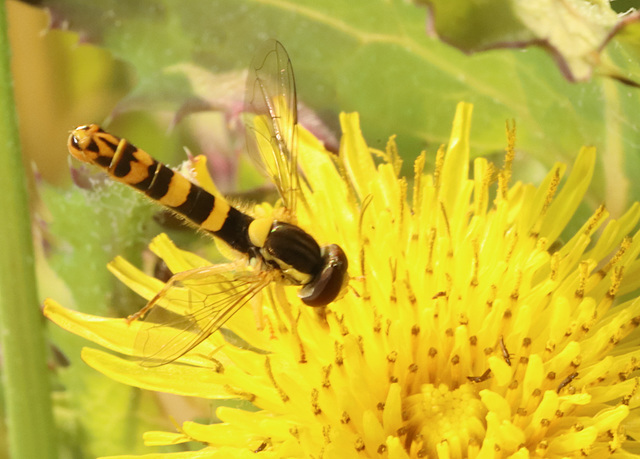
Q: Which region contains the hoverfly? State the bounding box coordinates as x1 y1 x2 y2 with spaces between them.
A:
67 41 348 365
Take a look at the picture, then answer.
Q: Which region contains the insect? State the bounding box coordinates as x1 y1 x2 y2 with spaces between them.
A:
499 335 512 366
467 368 492 383
556 372 578 393
67 41 348 365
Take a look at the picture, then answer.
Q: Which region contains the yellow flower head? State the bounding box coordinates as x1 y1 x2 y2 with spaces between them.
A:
45 103 640 458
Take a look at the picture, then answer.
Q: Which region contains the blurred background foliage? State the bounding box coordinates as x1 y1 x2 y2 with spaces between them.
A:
4 0 639 456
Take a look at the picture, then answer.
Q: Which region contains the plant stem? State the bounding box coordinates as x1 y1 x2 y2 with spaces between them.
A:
0 3 58 458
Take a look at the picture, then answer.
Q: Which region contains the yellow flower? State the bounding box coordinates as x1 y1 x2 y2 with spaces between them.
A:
45 102 640 458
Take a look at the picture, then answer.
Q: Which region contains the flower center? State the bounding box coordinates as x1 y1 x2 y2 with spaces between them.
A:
404 383 486 457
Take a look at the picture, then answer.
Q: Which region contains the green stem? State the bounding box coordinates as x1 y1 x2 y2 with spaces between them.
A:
0 3 58 458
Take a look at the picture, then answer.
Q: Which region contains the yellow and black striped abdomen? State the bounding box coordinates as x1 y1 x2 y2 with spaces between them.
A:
68 124 255 254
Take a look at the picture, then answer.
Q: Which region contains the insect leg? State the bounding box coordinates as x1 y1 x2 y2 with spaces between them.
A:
126 260 245 324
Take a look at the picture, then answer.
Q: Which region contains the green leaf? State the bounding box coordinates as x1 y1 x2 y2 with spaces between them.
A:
418 0 639 83
40 0 640 219
41 180 164 455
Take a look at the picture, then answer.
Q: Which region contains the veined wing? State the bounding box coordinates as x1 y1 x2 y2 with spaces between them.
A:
245 40 299 214
134 266 273 367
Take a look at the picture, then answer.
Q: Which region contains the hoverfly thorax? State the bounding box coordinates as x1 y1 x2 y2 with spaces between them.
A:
259 220 348 306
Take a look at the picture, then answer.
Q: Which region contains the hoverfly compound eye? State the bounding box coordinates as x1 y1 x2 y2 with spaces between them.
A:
298 244 348 307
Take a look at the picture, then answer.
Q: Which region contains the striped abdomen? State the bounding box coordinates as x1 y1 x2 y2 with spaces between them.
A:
68 124 349 307
67 124 255 254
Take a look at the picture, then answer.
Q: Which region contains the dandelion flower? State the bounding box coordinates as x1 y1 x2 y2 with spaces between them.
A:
45 102 640 457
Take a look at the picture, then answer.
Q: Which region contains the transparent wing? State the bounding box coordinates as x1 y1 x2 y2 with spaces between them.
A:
134 266 272 367
245 39 299 214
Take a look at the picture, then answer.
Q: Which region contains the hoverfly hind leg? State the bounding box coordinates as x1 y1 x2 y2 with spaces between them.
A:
125 268 188 324
125 261 246 325
126 291 165 324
